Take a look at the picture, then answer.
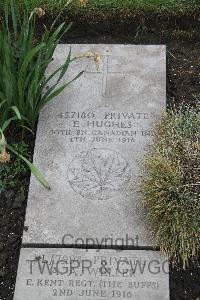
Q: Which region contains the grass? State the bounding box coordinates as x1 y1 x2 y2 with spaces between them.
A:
141 106 200 267
29 0 200 14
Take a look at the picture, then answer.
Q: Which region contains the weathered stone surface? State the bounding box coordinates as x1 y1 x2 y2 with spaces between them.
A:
23 45 166 246
14 248 169 300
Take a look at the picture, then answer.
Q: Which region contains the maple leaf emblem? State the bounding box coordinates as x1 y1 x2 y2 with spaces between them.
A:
68 148 131 200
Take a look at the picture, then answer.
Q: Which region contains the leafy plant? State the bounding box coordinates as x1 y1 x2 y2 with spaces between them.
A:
0 100 21 133
0 86 50 188
0 118 50 189
0 0 84 189
0 141 30 193
141 106 200 267
0 0 83 129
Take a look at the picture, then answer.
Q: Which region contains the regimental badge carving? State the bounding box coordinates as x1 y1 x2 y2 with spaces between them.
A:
67 148 131 200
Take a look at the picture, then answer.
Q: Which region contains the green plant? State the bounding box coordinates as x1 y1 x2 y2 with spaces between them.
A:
0 97 50 188
0 0 84 188
0 0 83 129
141 106 200 267
0 141 30 193
0 130 50 189
0 100 21 133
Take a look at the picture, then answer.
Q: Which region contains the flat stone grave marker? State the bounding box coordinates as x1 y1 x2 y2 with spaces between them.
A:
14 248 169 300
23 44 166 246
14 44 169 300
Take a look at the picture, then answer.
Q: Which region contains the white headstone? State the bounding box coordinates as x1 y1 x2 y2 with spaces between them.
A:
23 45 166 246
14 44 169 300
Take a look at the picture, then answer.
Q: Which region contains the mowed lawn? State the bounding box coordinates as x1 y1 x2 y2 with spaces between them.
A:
29 0 199 13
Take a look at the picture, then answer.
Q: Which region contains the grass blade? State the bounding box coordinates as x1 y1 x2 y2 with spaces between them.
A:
10 0 19 39
41 71 84 110
19 43 46 76
11 106 22 120
2 117 18 132
7 145 50 190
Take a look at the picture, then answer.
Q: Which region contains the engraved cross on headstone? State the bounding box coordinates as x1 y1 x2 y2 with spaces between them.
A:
85 55 133 97
85 55 109 97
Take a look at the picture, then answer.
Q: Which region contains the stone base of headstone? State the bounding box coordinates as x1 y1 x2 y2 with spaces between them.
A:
14 248 169 300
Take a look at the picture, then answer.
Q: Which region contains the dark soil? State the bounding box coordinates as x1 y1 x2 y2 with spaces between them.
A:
0 13 200 300
0 131 35 300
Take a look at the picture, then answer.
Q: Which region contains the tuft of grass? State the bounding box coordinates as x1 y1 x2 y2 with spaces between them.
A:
141 106 200 268
28 0 200 14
